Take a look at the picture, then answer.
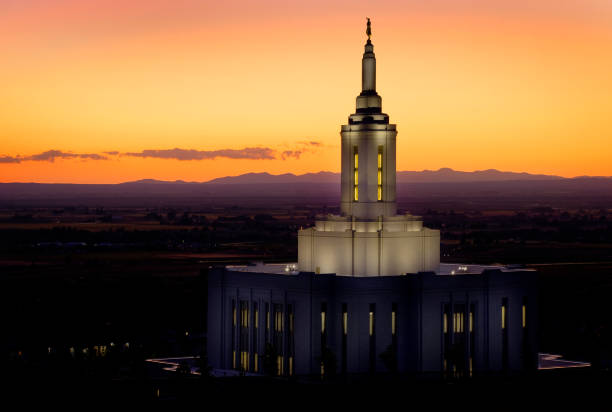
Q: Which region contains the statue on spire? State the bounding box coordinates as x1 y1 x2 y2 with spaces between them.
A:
366 17 371 40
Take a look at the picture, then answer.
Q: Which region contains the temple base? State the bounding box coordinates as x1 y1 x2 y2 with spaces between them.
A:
297 214 440 276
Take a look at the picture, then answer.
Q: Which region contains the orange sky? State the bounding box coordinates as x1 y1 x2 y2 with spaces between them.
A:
1 0 611 183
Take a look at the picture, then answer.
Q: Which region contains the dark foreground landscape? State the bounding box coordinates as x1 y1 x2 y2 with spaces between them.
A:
1 179 612 404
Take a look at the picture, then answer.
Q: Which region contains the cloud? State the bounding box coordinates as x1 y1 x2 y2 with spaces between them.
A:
298 140 322 147
278 140 323 160
1 143 318 165
281 150 302 160
0 150 109 163
0 156 21 163
123 147 276 160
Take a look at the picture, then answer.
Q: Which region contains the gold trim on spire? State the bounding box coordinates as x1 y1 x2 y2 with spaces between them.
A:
366 17 371 40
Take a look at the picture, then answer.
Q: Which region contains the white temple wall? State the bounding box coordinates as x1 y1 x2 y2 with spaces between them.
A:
298 227 440 276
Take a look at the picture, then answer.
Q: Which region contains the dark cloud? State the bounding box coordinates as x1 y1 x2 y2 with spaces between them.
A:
0 150 108 163
123 147 276 161
281 150 302 160
104 151 119 155
26 150 108 162
298 140 322 147
0 156 21 163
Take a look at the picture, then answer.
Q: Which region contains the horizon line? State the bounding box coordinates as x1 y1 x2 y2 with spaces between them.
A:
2 167 612 185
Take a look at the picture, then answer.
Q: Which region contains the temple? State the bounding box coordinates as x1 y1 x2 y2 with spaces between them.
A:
206 20 538 378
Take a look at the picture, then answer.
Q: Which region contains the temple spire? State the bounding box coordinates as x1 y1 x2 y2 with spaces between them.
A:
361 19 376 93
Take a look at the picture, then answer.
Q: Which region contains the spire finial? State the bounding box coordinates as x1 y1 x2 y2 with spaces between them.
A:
366 17 371 40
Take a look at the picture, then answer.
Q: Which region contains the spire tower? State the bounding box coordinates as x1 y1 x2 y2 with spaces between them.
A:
298 20 440 276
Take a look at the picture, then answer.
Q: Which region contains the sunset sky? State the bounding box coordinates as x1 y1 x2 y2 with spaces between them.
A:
1 0 611 183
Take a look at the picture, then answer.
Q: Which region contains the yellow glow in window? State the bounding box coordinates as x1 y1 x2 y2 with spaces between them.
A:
377 147 383 201
522 305 526 328
369 311 374 336
469 312 474 333
354 148 359 201
321 311 326 334
443 313 448 334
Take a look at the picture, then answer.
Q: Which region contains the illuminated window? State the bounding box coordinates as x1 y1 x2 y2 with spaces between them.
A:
343 310 348 336
253 302 259 372
239 301 249 371
232 299 236 369
353 146 359 201
255 305 259 329
232 302 236 327
502 298 509 370
289 356 294 376
443 312 448 334
275 310 283 332
369 310 374 336
377 146 383 201
321 308 326 334
453 311 464 333
522 303 526 328
277 355 284 376
469 310 474 333
391 305 397 336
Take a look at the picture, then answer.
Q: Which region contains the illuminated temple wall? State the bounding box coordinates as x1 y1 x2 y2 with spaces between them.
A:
297 226 440 276
206 268 539 376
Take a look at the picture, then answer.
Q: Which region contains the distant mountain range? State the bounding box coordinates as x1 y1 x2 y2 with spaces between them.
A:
1 168 611 207
197 168 567 184
124 168 573 185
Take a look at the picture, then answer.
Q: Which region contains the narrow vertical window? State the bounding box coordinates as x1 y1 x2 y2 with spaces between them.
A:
469 303 476 377
341 303 348 374
443 303 450 374
502 298 509 370
369 303 376 373
377 145 383 201
391 303 397 336
288 304 294 377
321 302 327 378
353 146 359 201
321 303 326 335
273 304 284 376
521 296 530 369
443 311 448 334
239 301 249 371
391 303 398 373
265 303 270 332
469 309 474 333
232 299 236 369
253 302 259 373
